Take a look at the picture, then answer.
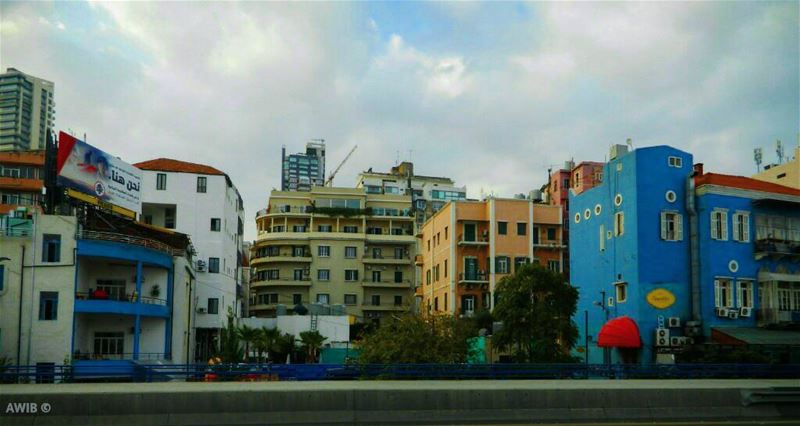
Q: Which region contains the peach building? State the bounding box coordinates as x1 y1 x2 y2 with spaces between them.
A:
415 197 564 316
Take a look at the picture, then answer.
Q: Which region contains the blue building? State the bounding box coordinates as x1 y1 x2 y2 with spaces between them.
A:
570 145 800 364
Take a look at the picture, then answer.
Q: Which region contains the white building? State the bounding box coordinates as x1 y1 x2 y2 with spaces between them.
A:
134 158 245 362
0 208 196 372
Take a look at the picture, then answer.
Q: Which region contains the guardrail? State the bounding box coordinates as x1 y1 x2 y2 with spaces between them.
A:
2 363 799 384
75 292 167 306
78 230 185 257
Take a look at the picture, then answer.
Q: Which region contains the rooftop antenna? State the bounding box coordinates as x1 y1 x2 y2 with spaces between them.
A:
776 139 784 164
626 138 633 149
395 150 400 165
753 147 763 172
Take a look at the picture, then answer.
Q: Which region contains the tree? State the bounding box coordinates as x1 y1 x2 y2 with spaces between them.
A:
217 308 243 363
274 333 297 363
255 326 281 363
357 314 477 364
299 330 327 363
237 324 260 362
492 264 579 363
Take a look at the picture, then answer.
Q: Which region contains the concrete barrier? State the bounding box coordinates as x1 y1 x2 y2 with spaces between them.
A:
1 380 799 425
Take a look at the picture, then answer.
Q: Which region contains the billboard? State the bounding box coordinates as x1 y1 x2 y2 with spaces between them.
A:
56 131 142 215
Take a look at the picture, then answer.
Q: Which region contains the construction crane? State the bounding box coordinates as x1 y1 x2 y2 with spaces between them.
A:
325 144 358 187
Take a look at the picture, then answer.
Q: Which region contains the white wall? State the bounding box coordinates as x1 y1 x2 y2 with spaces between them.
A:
239 315 350 344
139 169 244 329
170 258 195 363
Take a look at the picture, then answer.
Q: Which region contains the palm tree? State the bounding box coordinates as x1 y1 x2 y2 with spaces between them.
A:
237 324 260 363
275 333 296 364
257 327 281 362
299 330 326 364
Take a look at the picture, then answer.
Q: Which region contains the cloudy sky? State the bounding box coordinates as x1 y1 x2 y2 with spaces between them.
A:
1 1 797 239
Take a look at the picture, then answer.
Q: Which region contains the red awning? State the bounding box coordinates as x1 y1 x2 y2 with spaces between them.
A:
597 316 642 348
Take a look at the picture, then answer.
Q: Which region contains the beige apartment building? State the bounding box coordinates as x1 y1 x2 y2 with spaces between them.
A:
251 187 416 321
753 145 799 189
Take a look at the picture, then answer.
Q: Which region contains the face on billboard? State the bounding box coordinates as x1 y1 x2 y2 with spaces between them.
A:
56 131 143 214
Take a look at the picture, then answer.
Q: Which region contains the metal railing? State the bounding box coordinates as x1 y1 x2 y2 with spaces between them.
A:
754 239 800 255
75 292 168 306
757 308 800 324
71 352 169 361
1 226 33 237
77 230 185 257
2 363 799 384
459 272 488 282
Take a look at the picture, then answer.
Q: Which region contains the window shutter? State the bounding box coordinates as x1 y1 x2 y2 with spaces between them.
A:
732 214 740 242
676 214 683 241
742 214 748 241
660 212 667 240
714 280 720 308
711 212 719 239
721 212 728 240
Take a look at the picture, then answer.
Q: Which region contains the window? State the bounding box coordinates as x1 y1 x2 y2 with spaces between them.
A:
444 226 449 240
93 332 124 357
371 270 381 282
164 208 175 229
344 294 357 305
144 215 153 225
660 211 683 241
668 156 683 168
533 226 540 244
208 257 220 273
714 278 733 308
737 280 753 309
514 257 528 271
498 221 507 235
207 298 219 314
614 212 624 236
732 212 750 243
462 295 475 314
96 279 126 301
293 269 304 281
371 295 381 306
615 282 627 303
316 294 330 304
394 295 403 306
293 225 306 232
444 259 448 277
496 256 509 274
0 264 4 291
394 271 403 283
293 294 302 305
39 291 58 320
711 209 728 240
156 173 167 190
42 234 60 262
345 246 357 258
372 248 382 259
343 225 358 233
426 269 431 285
345 270 359 281
318 246 330 257
196 176 207 193
599 225 606 251
394 247 404 259
317 269 330 281
548 260 560 272
210 218 221 232
434 297 439 311
517 223 526 236
318 225 332 232
547 228 557 241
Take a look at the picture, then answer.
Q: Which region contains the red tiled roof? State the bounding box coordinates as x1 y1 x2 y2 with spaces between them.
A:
695 173 800 197
133 158 225 176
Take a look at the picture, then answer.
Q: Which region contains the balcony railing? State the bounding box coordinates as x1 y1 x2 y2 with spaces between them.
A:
458 234 489 244
75 291 168 306
459 272 488 282
72 352 169 361
754 238 800 256
77 230 185 257
757 308 800 324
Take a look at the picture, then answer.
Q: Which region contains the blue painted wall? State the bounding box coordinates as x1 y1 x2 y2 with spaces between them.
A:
571 146 693 364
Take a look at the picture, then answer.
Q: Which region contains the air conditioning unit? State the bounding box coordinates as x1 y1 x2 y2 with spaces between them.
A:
715 308 729 318
196 307 207 314
681 337 694 345
668 317 681 328
365 265 372 270
727 310 739 320
655 328 670 347
739 307 752 317
196 260 207 272
670 336 682 347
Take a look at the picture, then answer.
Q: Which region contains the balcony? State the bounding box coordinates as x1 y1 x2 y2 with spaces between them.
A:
414 254 424 266
250 278 312 288
757 308 800 325
361 302 409 311
77 230 185 257
74 292 169 318
361 279 414 289
365 232 415 244
251 252 313 265
533 241 567 250
363 254 411 265
459 272 489 285
458 234 489 246
754 238 800 260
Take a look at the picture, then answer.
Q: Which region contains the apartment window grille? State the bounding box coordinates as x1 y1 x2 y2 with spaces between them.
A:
317 269 330 281
318 246 330 257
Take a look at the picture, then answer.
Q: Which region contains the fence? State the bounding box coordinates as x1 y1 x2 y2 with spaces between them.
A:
2 363 799 384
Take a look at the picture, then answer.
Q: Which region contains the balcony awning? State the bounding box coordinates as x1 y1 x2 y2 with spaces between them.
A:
597 316 642 348
758 271 800 282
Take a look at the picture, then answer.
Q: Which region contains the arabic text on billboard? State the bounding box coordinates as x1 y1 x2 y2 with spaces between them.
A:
56 131 142 215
